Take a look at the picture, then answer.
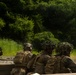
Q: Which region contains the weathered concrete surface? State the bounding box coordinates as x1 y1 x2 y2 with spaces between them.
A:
41 73 76 75
31 73 76 75
0 56 14 75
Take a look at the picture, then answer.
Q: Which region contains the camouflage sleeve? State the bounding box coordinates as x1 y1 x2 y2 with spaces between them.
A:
27 52 33 59
28 53 33 58
43 55 51 65
64 57 76 72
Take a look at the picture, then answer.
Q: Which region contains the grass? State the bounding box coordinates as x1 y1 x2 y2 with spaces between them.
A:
0 38 23 56
70 49 76 57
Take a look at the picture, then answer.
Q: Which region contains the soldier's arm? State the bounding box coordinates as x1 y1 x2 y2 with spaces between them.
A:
64 57 76 73
43 55 51 65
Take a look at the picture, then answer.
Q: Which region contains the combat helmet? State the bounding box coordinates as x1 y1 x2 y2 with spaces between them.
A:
23 43 32 51
56 42 73 55
41 40 56 50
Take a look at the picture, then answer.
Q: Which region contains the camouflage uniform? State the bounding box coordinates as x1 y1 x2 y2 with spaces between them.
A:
11 68 25 75
33 41 56 74
11 43 33 75
56 42 76 73
61 55 76 73
45 42 76 74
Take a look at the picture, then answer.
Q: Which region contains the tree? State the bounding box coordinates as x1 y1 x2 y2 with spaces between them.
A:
33 14 44 33
0 18 5 30
0 2 8 15
9 16 34 42
33 31 59 51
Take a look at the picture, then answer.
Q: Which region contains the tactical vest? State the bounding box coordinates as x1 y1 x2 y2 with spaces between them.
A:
45 56 71 74
13 51 32 66
33 53 50 74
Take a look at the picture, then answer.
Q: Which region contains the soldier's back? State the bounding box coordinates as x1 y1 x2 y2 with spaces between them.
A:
34 52 51 74
45 55 71 74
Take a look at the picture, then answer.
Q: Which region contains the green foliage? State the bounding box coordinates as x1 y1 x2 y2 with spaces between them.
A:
33 14 44 33
0 18 5 30
0 39 23 56
9 16 34 42
39 0 76 45
0 0 76 48
33 31 59 51
71 49 76 58
0 2 8 15
10 17 34 31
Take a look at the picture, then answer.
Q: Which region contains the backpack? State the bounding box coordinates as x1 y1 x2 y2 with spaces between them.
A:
33 54 50 74
13 51 32 65
45 56 71 74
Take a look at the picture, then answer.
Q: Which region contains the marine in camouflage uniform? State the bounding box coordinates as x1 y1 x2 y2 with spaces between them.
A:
11 43 33 75
45 42 76 74
33 40 56 74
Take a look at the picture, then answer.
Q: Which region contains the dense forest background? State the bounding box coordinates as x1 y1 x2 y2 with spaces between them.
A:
0 0 76 51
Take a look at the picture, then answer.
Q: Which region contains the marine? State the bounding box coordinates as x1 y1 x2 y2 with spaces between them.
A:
45 42 76 74
11 42 33 75
33 40 56 74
